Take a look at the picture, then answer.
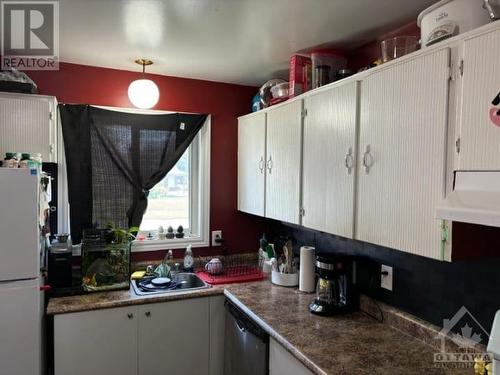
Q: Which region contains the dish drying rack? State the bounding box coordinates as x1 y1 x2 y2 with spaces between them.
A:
196 253 266 284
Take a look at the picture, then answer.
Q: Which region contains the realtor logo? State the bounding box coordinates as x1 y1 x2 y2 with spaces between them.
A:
434 306 492 369
1 0 59 70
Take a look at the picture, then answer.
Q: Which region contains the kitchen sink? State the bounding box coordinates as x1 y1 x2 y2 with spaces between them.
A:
173 272 209 290
131 272 211 296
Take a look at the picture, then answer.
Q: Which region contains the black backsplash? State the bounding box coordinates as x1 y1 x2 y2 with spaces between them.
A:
265 219 500 335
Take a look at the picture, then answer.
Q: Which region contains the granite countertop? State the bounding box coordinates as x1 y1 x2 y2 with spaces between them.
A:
47 281 467 375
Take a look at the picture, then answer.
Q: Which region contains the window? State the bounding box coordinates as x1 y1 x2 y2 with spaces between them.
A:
57 107 210 252
140 147 190 231
133 116 210 251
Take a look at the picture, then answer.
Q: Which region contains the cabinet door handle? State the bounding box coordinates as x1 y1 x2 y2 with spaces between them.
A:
344 147 354 175
258 157 264 173
362 145 374 174
127 313 134 319
145 311 151 317
267 156 273 174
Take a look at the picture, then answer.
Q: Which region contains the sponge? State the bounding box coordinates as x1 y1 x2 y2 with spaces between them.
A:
130 271 146 280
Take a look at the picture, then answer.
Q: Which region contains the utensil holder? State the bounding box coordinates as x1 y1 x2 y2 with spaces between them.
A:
271 271 299 287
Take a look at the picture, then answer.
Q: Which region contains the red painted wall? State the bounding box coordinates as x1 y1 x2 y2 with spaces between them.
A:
27 62 266 260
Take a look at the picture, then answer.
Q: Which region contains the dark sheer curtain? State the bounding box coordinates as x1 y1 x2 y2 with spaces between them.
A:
59 105 207 243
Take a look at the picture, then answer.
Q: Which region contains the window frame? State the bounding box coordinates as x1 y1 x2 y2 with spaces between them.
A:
58 106 210 252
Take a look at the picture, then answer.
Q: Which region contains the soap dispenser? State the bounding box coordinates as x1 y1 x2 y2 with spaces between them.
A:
183 245 194 272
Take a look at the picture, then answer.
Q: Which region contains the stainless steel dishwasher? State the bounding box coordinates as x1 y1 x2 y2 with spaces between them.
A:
224 299 269 375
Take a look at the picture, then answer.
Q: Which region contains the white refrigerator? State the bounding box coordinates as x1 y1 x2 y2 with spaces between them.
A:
0 168 43 375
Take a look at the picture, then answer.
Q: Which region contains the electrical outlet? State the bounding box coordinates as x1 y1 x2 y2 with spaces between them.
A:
211 230 222 246
381 265 393 291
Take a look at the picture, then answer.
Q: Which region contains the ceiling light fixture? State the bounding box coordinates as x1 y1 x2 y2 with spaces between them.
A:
128 59 160 109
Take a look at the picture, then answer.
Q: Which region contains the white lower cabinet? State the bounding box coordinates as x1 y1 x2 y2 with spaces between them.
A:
54 305 138 375
137 298 209 375
209 296 226 375
269 338 313 375
54 296 225 375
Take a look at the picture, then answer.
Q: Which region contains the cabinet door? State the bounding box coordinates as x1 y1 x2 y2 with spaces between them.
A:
138 298 210 375
0 93 57 162
54 306 138 375
238 112 266 216
0 280 40 375
269 338 314 375
209 296 225 375
457 28 500 170
265 100 303 224
302 82 358 238
356 49 450 259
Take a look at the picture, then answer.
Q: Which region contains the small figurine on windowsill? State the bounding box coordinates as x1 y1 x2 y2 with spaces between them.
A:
176 225 185 239
158 226 166 240
166 226 175 239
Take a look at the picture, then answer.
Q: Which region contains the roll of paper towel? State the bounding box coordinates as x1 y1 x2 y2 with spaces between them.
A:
299 246 316 292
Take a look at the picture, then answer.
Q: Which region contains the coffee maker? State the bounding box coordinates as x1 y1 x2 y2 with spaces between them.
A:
309 254 358 315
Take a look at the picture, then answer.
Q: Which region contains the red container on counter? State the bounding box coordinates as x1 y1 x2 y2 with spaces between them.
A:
289 54 312 98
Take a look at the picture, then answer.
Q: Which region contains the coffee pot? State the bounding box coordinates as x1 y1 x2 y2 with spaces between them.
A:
309 254 358 315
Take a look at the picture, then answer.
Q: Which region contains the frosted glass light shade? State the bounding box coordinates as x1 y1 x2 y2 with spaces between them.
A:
128 79 160 109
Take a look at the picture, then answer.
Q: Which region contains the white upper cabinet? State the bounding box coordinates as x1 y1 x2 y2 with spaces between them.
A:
237 112 266 216
265 100 303 224
0 92 57 162
302 82 358 238
356 48 450 259
457 28 500 170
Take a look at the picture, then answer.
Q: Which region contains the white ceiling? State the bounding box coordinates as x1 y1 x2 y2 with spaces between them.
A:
58 0 436 86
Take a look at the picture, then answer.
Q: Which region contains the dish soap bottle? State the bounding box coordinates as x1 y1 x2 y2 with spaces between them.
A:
183 245 194 272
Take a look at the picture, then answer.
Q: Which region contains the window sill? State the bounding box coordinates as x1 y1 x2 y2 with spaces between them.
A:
131 236 209 252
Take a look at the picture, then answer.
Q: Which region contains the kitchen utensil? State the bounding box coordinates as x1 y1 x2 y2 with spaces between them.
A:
484 0 500 20
314 65 331 87
381 36 418 63
151 277 171 286
205 258 224 275
270 82 289 99
258 79 286 108
146 265 155 276
309 254 358 315
259 233 268 252
417 0 491 47
311 49 346 89
284 239 294 274
270 257 278 272
265 244 275 259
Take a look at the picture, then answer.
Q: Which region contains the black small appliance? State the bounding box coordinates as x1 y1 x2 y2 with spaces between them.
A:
48 234 73 289
309 254 358 315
